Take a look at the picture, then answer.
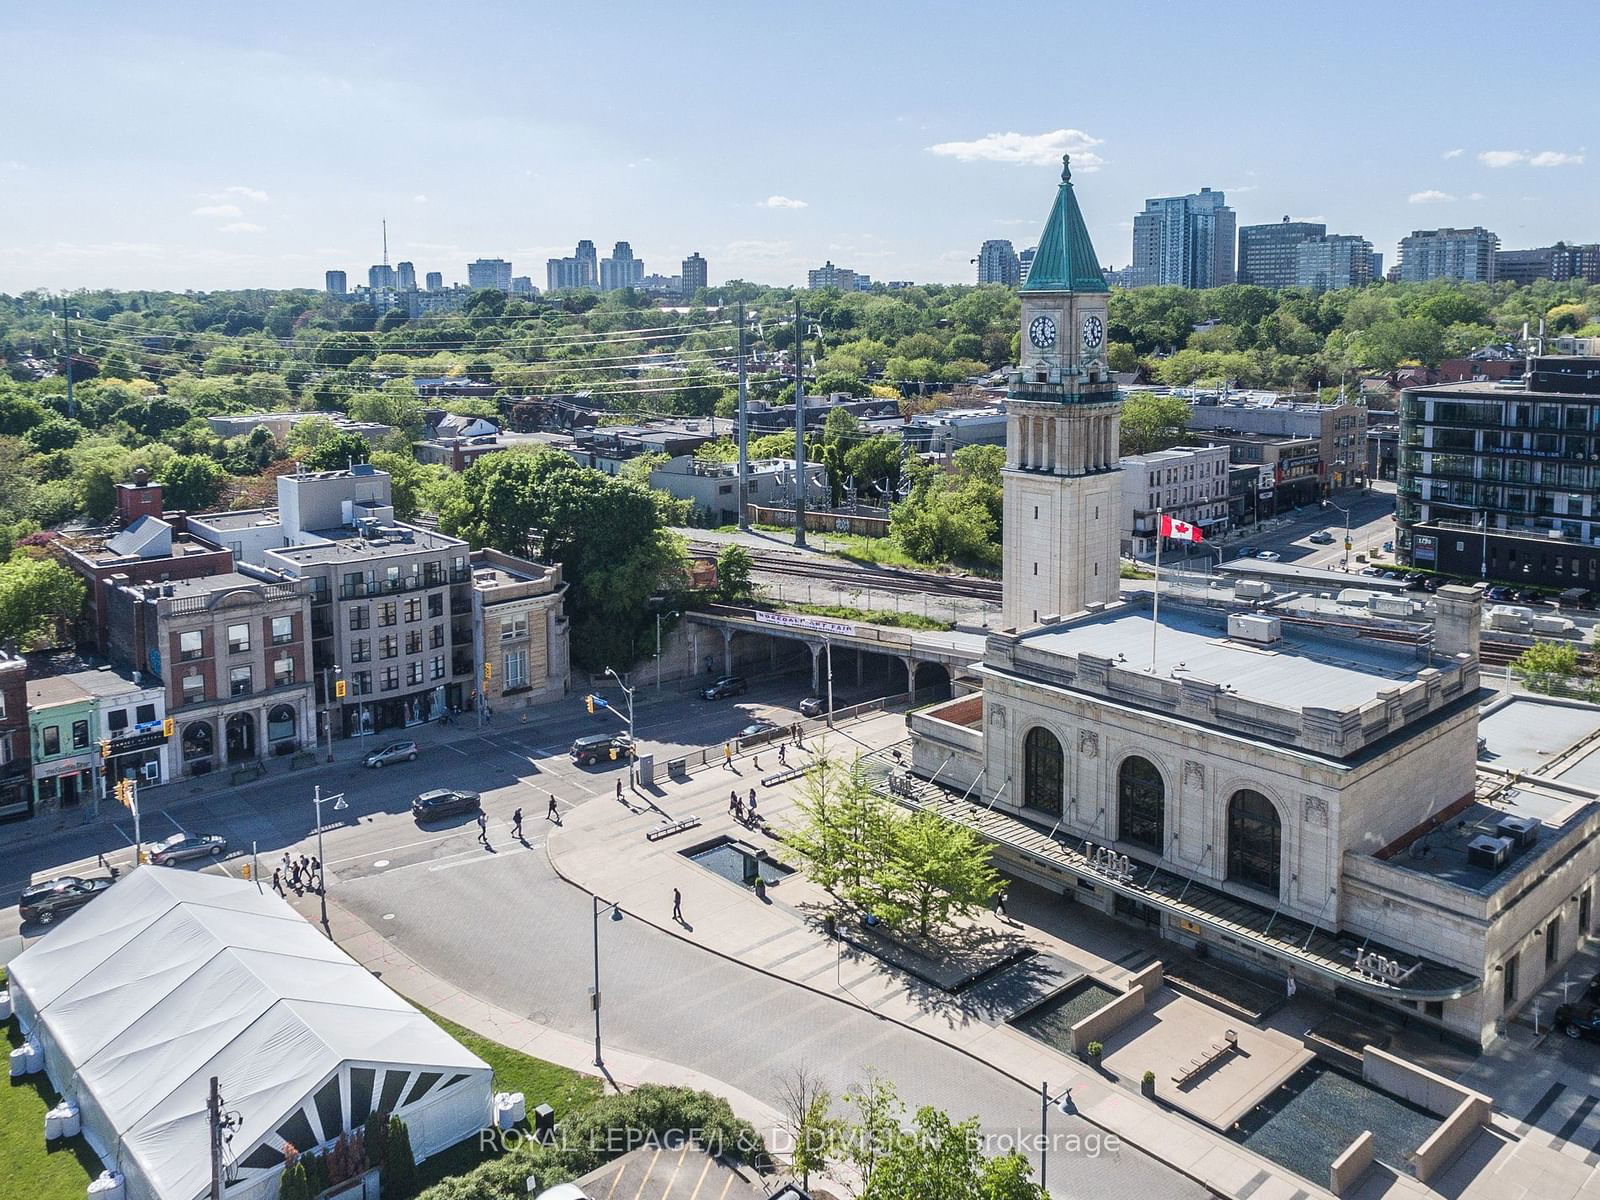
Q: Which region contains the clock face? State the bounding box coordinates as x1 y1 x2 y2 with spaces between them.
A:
1081 313 1105 351
1027 314 1057 350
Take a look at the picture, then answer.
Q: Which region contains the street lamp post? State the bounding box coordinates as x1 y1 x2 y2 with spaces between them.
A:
591 895 623 1068
1039 1081 1074 1188
1478 512 1489 579
1322 498 1352 572
322 665 342 763
603 668 635 744
655 610 680 690
311 785 348 933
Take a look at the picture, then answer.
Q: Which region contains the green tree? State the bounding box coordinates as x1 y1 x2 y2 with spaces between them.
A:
158 454 228 511
714 545 756 604
0 555 86 649
277 1157 308 1200
1119 392 1192 455
873 809 1001 937
891 489 997 566
1513 641 1580 695
381 1117 416 1199
24 416 83 453
775 1066 841 1193
369 450 445 522
300 431 372 472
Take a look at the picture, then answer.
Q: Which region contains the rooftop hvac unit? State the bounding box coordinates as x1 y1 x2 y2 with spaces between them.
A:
1227 613 1282 644
1466 834 1512 872
1495 815 1539 849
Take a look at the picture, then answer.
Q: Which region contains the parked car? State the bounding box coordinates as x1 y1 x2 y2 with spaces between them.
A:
798 696 826 718
1235 546 1259 558
1515 589 1548 606
738 719 778 740
1308 531 1335 545
19 875 115 926
1555 1001 1600 1041
1360 566 1382 577
570 732 634 766
364 740 418 768
411 788 481 821
1255 550 1281 562
1485 586 1515 603
150 833 228 866
701 675 748 701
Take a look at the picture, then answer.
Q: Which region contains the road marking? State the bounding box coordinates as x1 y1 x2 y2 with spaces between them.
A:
166 812 188 836
373 859 390 868
324 831 466 868
425 845 535 873
444 743 470 757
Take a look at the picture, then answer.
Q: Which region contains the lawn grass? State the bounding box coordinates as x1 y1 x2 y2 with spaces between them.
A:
411 1008 603 1190
792 603 954 632
2 971 102 1200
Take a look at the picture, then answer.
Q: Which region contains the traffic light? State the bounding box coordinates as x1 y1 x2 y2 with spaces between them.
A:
334 678 347 699
585 694 595 715
115 779 135 809
241 863 252 880
483 662 493 682
162 717 175 738
609 746 619 760
100 739 112 759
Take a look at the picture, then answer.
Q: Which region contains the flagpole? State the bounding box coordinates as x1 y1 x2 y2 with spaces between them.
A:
1150 507 1161 673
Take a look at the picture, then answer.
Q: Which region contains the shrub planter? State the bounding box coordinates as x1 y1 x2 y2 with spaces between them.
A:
1141 1070 1156 1098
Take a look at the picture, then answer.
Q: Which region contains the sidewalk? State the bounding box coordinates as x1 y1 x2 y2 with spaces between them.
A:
284 888 787 1145
543 725 1578 1200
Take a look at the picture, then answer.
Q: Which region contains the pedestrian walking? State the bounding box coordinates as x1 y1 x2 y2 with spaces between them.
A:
723 742 733 770
729 790 739 816
477 811 489 844
289 860 302 890
672 887 683 923
271 869 283 897
547 794 560 823
511 808 523 839
616 778 623 802
310 857 322 892
748 788 757 819
995 888 1009 919
777 745 787 767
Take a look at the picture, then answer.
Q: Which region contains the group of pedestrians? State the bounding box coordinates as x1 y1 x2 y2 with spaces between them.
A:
272 854 322 897
728 787 760 827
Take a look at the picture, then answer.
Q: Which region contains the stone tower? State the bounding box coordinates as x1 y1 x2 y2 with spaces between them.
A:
1002 156 1123 628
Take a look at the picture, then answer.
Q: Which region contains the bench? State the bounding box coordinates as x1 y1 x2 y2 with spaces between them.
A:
1170 1032 1239 1086
646 816 702 842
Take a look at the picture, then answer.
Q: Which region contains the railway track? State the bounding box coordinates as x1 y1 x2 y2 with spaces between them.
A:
691 542 1003 602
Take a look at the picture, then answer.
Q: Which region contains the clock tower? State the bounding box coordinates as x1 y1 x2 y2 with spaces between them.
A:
1003 155 1123 629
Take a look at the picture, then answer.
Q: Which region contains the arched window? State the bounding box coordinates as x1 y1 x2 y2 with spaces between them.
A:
181 721 213 763
1227 789 1282 896
1022 727 1063 816
1117 756 1165 854
267 704 297 745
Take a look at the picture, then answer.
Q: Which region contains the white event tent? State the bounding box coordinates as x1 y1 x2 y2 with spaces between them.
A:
7 867 491 1200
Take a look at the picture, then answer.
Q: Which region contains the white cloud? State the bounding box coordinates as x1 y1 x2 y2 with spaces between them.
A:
412 194 428 203
1467 192 1485 201
224 185 270 202
1442 148 1465 159
219 222 265 234
192 204 242 218
760 195 808 209
926 128 1105 170
1529 150 1584 167
1478 150 1525 168
1408 190 1455 204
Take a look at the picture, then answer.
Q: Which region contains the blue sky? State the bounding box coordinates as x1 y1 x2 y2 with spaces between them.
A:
1 0 1589 293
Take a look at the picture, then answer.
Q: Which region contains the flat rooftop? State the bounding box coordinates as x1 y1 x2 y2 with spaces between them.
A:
1477 696 1600 775
269 523 466 565
1015 605 1425 711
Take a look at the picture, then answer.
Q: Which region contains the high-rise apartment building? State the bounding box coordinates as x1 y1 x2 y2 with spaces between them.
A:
1294 234 1374 292
1131 188 1236 288
599 242 645 291
1496 243 1600 286
1553 243 1600 283
1236 218 1327 289
425 271 444 291
325 271 347 295
976 239 1022 286
806 261 872 291
575 240 598 288
368 264 397 290
1370 252 1383 281
396 261 417 290
1398 228 1498 283
680 252 708 297
467 258 513 291
1018 246 1036 285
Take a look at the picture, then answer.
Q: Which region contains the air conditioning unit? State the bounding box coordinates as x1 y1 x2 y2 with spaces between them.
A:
1466 834 1512 872
1228 613 1282 644
1496 815 1539 849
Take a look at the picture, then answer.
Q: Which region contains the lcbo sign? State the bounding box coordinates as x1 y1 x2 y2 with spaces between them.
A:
754 611 856 637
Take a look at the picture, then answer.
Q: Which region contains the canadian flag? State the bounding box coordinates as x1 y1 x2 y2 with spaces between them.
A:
1160 514 1203 542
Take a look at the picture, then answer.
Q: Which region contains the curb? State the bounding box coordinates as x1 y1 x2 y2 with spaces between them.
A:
541 831 1230 1200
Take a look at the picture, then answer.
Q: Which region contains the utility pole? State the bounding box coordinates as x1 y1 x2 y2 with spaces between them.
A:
208 1076 223 1200
62 309 76 420
793 297 807 548
736 302 750 531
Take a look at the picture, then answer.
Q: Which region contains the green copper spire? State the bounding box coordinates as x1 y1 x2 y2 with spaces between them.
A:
1019 154 1109 295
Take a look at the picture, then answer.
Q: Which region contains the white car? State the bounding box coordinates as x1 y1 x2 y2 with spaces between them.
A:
1255 550 1282 562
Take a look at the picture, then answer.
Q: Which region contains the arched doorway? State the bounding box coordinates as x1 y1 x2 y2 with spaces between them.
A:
1118 756 1165 854
267 704 297 752
1227 789 1282 896
181 721 214 765
225 713 257 763
1022 727 1063 816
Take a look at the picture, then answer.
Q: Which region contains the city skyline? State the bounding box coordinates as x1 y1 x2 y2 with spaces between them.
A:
1 0 1593 293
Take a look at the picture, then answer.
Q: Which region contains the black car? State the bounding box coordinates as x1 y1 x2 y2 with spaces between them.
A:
1485 585 1515 603
1555 1002 1600 1041
411 788 482 821
1515 589 1548 606
701 675 748 701
19 875 115 926
1583 971 1600 1003
570 733 634 767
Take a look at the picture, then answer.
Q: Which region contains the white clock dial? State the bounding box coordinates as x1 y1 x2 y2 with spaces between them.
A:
1081 313 1105 351
1027 314 1057 350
